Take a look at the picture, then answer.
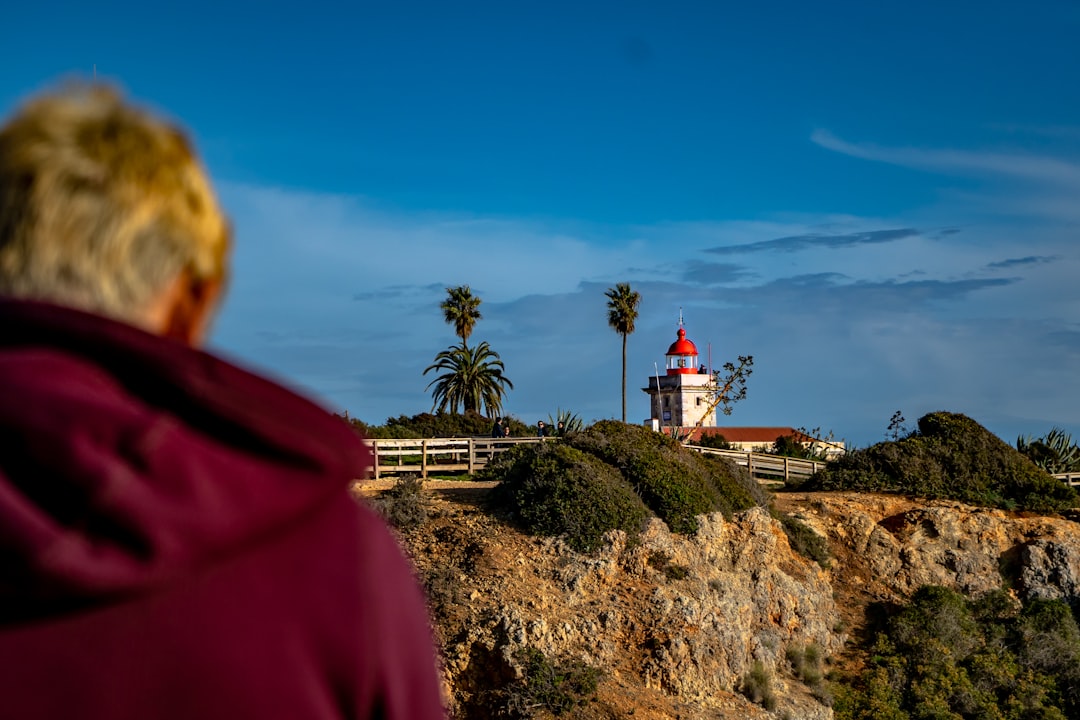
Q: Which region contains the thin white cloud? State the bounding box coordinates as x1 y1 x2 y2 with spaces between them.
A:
811 129 1080 188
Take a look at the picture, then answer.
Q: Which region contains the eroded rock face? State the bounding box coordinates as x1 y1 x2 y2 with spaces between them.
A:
400 500 840 720
780 493 1080 605
381 486 1080 719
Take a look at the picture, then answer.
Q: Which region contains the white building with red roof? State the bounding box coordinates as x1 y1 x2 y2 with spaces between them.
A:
642 321 719 430
642 321 844 457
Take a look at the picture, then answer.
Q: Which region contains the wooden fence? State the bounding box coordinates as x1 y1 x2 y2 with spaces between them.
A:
682 445 828 485
368 437 544 479
367 438 1080 489
368 437 826 484
1054 472 1080 488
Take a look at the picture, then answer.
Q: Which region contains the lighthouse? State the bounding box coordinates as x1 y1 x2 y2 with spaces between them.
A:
643 320 719 432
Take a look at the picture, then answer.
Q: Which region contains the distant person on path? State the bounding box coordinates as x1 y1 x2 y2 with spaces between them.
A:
556 420 566 436
492 416 504 438
537 420 549 437
0 83 444 720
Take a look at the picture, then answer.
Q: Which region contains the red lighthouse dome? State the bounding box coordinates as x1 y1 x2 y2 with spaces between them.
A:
665 326 701 375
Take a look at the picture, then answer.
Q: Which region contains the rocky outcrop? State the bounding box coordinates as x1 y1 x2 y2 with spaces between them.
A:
367 484 1080 719
397 494 841 720
777 493 1080 606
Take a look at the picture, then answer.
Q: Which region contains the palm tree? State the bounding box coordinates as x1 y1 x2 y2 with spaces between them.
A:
423 341 513 417
440 285 483 349
605 282 640 423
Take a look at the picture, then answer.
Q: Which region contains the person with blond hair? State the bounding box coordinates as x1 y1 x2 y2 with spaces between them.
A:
0 83 444 719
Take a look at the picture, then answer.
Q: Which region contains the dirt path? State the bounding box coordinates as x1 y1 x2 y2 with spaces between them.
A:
354 477 498 503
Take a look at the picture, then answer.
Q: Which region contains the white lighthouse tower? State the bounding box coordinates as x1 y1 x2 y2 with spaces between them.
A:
643 319 718 433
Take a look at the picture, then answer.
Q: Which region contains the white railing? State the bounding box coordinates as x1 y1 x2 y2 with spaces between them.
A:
367 437 826 484
1053 472 1080 488
367 438 1080 490
367 437 544 479
683 445 827 485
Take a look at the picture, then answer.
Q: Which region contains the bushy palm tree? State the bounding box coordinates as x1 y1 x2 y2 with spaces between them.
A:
605 282 640 423
423 341 513 417
440 285 483 349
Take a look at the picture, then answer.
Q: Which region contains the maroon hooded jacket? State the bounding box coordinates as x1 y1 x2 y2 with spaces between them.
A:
0 299 445 719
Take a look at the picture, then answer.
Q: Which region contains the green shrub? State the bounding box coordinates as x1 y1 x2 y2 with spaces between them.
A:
787 643 825 687
646 550 690 581
506 647 602 717
740 661 778 711
694 433 731 450
369 474 428 530
774 510 830 567
833 585 1080 720
483 442 651 552
802 412 1077 513
344 409 528 438
567 421 765 534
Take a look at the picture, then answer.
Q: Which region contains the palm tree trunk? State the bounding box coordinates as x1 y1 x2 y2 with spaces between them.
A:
621 332 627 423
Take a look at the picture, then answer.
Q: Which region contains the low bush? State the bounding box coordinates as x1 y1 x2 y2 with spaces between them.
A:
506 647 602 717
369 474 428 530
786 642 825 687
801 412 1077 513
483 442 651 552
774 511 830 568
740 661 778 711
646 550 690 581
568 421 766 534
344 409 532 438
834 585 1080 720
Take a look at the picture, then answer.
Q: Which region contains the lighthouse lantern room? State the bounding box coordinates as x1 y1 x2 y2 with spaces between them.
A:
643 319 719 432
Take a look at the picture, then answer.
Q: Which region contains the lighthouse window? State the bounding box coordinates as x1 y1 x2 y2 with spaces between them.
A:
696 397 702 406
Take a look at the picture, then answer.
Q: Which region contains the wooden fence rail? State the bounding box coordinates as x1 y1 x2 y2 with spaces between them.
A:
367 437 827 484
367 437 544 479
682 445 828 485
367 438 1080 489
1054 472 1080 488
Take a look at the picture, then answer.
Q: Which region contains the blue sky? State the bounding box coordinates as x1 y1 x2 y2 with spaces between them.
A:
4 1 1080 447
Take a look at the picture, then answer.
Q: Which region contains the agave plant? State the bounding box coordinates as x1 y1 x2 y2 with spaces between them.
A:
1016 427 1080 473
546 408 585 435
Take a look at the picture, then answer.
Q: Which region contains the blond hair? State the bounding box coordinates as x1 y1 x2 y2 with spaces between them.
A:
0 82 230 323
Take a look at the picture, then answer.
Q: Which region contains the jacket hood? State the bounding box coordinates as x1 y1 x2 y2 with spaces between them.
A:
0 299 371 609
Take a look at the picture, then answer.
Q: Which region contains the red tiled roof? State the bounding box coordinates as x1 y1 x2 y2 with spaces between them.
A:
677 426 801 443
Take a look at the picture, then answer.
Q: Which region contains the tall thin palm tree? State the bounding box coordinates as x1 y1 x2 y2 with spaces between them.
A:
440 285 483 349
423 341 513 417
605 282 641 423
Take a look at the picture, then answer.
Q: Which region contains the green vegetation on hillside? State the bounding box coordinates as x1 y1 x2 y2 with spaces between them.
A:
568 420 767 532
798 412 1077 512
483 421 768 551
484 442 651 552
835 586 1080 720
344 410 531 438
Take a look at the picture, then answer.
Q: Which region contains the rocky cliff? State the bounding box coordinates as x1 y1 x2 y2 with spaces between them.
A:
360 483 1080 719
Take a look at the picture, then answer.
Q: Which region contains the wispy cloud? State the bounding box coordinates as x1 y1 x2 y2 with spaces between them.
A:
811 129 1080 188
682 260 755 285
705 228 919 256
986 255 1059 270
